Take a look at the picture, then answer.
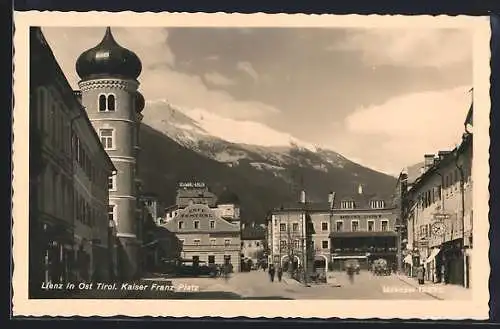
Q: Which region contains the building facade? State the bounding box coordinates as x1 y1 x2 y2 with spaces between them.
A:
141 193 165 226
162 204 242 272
241 223 266 265
29 27 116 295
404 132 473 287
75 27 145 280
267 191 317 278
329 185 398 271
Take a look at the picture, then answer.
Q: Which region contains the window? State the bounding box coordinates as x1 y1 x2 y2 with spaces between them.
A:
256 241 260 247
209 220 215 229
368 220 374 232
193 239 201 246
208 255 215 264
292 223 299 232
224 239 231 247
108 175 116 191
98 94 116 112
341 201 355 209
336 221 343 231
280 240 287 249
381 220 388 232
194 220 200 229
279 223 287 232
108 204 116 222
321 222 328 231
351 220 359 232
322 240 329 249
293 240 300 249
179 239 184 246
178 221 184 229
210 238 216 246
370 200 385 209
99 128 114 150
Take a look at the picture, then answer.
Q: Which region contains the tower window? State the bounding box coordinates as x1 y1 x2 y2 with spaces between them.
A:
99 128 114 150
108 175 117 191
108 204 116 223
98 93 116 112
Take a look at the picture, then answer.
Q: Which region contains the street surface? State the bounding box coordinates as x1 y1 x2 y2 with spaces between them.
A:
137 270 436 300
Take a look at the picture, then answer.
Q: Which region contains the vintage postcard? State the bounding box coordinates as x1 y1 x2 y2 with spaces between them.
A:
12 11 491 319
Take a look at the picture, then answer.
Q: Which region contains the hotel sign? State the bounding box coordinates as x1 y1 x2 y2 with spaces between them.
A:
178 182 206 188
433 213 450 221
178 205 215 219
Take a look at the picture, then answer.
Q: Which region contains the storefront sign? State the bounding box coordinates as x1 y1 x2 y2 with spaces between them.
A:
178 182 206 188
178 204 215 219
433 213 450 220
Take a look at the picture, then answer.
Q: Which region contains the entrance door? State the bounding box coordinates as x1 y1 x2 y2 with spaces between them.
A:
208 255 215 265
192 256 200 268
224 255 231 265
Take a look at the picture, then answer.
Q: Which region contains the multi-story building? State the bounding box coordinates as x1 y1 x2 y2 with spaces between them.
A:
267 191 318 278
161 203 241 272
404 131 472 287
75 27 145 279
241 223 266 264
29 27 116 295
329 185 398 271
160 185 242 271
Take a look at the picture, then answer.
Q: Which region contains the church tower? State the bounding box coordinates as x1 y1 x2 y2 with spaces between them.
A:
75 27 145 279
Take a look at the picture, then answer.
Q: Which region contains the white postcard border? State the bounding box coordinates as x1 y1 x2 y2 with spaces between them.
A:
12 11 491 319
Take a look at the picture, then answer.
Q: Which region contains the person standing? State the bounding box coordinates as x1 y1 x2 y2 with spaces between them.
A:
269 264 276 282
277 266 283 282
417 264 425 285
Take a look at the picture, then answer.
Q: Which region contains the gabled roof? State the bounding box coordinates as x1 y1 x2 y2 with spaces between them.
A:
331 192 394 210
161 204 239 233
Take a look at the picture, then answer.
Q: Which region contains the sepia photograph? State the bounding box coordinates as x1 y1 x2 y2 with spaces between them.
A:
12 12 490 318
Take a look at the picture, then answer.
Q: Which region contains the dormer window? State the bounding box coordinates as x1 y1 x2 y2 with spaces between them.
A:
98 93 116 112
370 200 385 209
340 201 355 209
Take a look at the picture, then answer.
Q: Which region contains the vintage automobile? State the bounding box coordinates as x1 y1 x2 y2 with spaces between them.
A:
344 259 361 274
372 258 391 276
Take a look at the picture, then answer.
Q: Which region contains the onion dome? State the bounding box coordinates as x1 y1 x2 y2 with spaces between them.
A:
76 27 142 81
135 91 145 113
216 188 240 206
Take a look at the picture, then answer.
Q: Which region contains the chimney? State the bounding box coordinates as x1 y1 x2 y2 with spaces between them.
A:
357 184 363 195
300 190 306 203
424 154 434 172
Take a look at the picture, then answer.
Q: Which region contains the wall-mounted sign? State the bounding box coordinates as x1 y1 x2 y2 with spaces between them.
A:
178 204 215 219
433 213 450 221
178 182 206 188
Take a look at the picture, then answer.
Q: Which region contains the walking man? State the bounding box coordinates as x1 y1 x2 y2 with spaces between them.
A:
277 266 283 282
269 264 276 282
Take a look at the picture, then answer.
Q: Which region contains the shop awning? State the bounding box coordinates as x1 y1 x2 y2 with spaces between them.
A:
425 248 441 264
403 254 412 264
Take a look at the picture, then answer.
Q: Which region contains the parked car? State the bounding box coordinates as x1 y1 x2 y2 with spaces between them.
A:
344 259 361 274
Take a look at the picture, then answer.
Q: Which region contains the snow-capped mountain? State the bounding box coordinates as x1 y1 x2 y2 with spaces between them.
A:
138 100 397 224
143 100 350 177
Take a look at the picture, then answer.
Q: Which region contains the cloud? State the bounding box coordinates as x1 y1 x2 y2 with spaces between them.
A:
41 27 277 120
330 28 472 68
203 72 235 86
236 61 259 81
331 86 472 175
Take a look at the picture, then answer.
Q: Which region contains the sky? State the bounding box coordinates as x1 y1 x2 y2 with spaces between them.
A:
41 26 473 175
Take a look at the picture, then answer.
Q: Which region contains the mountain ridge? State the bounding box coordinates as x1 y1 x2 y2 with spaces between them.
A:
137 101 398 224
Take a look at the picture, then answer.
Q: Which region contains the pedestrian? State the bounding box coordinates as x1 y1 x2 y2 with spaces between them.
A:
269 264 275 282
277 267 283 282
417 264 425 285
